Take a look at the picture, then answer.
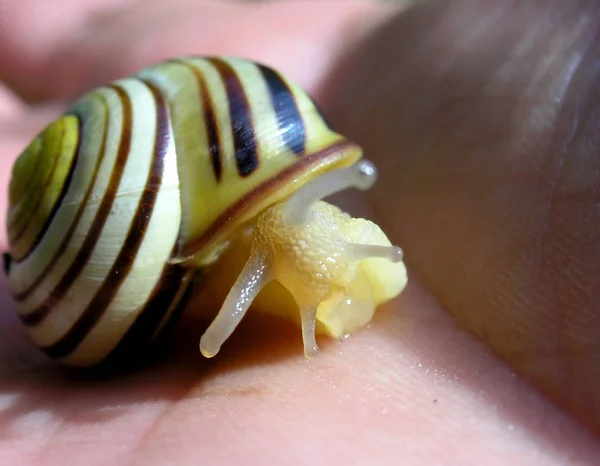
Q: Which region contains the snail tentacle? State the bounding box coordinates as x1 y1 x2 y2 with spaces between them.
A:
199 252 271 358
299 306 319 359
348 244 404 263
283 160 378 225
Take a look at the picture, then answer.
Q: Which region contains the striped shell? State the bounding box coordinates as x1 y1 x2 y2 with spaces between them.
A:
4 56 363 367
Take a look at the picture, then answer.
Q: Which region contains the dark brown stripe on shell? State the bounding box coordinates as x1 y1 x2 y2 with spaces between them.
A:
41 81 171 358
100 263 194 366
208 58 259 177
172 60 223 182
13 100 110 301
21 85 133 326
9 124 68 247
257 64 306 156
177 140 360 259
3 253 12 276
200 71 223 182
13 120 82 263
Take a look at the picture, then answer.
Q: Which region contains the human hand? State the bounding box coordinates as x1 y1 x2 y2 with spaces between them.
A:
0 0 599 465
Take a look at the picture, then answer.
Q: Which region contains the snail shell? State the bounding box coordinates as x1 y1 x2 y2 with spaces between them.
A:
4 56 407 368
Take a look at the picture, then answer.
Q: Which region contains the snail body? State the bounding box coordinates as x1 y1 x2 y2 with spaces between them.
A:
4 56 407 368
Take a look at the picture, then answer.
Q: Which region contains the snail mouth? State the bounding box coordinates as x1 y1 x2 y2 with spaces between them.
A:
173 140 363 266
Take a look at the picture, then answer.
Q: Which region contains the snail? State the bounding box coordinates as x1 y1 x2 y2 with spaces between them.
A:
3 56 408 368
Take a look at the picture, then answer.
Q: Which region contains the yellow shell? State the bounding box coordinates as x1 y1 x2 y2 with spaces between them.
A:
4 56 408 368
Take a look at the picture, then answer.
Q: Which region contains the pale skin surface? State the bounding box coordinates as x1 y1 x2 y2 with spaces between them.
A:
0 0 599 464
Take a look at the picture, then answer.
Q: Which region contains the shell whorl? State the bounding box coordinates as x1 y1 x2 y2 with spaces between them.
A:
4 56 361 367
7 115 80 263
7 79 189 367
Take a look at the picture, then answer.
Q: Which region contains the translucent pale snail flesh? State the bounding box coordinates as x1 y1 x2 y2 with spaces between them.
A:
3 56 408 368
197 160 406 359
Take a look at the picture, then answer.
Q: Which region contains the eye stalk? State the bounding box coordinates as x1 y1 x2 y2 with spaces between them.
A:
282 160 378 226
354 160 378 189
199 159 405 360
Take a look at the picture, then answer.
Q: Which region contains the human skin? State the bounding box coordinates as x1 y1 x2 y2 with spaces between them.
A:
0 0 599 465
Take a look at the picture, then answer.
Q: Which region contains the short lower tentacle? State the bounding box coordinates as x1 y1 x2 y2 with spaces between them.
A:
300 306 319 359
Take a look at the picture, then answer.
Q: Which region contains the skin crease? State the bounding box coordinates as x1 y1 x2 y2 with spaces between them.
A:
0 0 599 465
